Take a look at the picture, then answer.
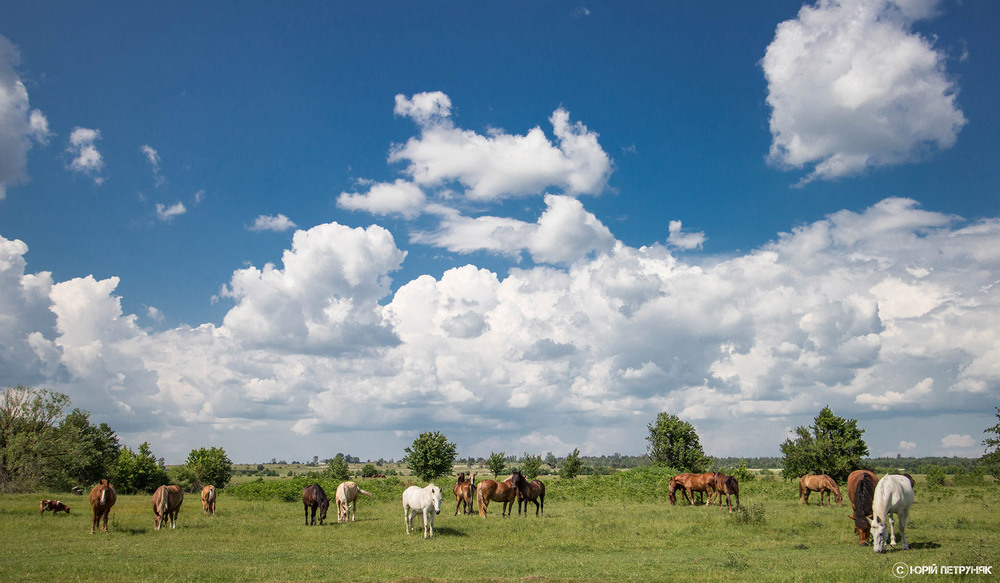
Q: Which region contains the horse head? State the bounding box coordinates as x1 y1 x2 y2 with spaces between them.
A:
430 484 442 515
870 514 888 552
510 471 530 498
850 514 872 545
319 496 330 523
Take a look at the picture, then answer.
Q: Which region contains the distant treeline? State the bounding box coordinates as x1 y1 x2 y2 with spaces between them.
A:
237 453 986 477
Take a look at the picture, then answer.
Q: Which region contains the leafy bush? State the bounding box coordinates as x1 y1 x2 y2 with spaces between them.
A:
731 502 766 526
926 465 947 487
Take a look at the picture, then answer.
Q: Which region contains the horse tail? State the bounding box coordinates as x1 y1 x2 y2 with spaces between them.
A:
359 488 372 498
476 486 486 518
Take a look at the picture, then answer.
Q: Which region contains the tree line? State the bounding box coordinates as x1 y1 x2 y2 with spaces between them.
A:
5 384 998 492
0 385 232 494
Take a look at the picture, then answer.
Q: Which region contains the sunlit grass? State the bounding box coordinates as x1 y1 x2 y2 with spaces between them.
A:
1 478 997 582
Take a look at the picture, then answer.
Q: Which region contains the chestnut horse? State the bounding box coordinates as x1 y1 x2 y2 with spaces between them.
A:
89 479 116 534
453 472 476 515
476 471 529 518
711 472 740 512
668 472 715 506
201 485 216 515
799 474 842 506
517 477 546 517
152 484 183 531
847 470 877 545
302 483 330 525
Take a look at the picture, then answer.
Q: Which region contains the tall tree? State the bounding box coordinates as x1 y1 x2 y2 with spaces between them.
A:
646 412 707 472
486 451 507 479
186 446 233 489
780 406 869 483
113 442 168 494
403 431 457 482
58 408 120 489
560 448 583 480
982 406 1000 481
520 453 543 480
325 454 351 481
0 385 71 492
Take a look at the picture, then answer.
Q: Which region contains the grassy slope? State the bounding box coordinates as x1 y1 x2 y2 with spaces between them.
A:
1 477 997 582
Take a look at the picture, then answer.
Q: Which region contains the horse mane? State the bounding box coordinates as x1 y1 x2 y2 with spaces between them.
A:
853 473 875 532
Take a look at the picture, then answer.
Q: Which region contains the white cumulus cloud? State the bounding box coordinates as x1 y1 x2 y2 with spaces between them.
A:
762 0 966 183
0 34 51 199
67 127 105 181
248 214 297 232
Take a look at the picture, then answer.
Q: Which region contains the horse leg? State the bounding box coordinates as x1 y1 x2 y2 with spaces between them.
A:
897 509 909 550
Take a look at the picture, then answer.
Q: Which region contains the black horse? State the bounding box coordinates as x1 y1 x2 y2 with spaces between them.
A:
302 483 330 525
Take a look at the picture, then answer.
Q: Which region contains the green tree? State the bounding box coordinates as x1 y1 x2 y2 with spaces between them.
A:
326 454 351 481
0 385 71 492
982 406 1000 482
560 448 583 480
186 446 233 489
486 451 507 479
403 431 457 482
646 412 708 472
58 408 120 488
360 463 378 477
520 453 543 480
113 442 168 494
780 406 869 483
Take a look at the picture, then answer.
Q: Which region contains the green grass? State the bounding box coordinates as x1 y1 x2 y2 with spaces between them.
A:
2 477 997 582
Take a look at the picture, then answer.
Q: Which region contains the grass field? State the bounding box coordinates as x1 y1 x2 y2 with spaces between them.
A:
1 475 997 582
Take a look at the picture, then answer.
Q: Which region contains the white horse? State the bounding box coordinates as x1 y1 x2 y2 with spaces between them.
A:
871 474 914 553
402 483 442 539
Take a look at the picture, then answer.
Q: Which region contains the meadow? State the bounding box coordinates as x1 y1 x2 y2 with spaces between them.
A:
1 472 997 582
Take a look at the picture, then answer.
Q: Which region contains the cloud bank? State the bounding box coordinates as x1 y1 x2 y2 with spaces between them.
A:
1 69 996 462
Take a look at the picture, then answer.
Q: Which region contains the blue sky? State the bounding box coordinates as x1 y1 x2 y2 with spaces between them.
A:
1 1 998 464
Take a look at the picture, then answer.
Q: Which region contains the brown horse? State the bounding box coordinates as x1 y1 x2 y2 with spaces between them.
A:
517 478 546 517
476 471 529 518
711 472 740 512
201 484 216 515
799 474 842 506
302 483 330 525
152 484 183 531
847 470 878 545
88 479 116 534
668 472 715 505
454 472 476 515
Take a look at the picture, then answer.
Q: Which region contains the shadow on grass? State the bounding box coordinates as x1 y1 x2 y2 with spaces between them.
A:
908 541 941 550
428 527 467 537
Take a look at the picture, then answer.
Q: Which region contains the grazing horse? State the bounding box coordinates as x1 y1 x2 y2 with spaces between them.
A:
336 481 372 522
453 472 476 515
39 499 70 515
847 470 878 545
402 483 442 539
711 472 740 512
517 477 546 517
668 472 715 506
200 485 216 515
477 471 529 518
152 484 184 531
302 483 330 526
89 479 116 534
799 474 842 506
871 474 915 553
